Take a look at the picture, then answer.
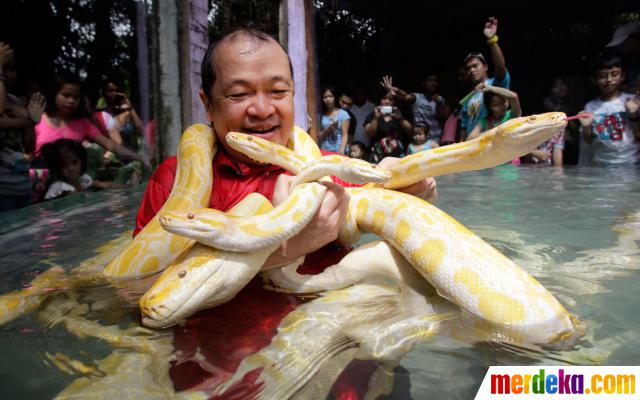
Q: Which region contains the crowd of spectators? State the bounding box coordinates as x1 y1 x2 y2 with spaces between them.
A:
1 18 639 213
320 19 640 170
0 43 149 211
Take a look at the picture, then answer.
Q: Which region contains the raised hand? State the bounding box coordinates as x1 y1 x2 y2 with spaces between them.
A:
380 75 398 94
27 92 46 123
483 17 498 38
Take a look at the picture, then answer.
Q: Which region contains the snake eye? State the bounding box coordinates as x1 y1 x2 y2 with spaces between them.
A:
529 115 537 121
187 214 194 220
247 136 253 141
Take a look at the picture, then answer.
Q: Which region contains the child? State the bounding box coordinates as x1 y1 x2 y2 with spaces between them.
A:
466 83 521 140
42 139 137 200
466 83 522 165
347 141 369 161
408 125 440 155
35 75 146 166
578 53 640 165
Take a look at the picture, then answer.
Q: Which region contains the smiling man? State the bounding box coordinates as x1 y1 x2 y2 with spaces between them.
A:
137 26 437 398
134 26 436 268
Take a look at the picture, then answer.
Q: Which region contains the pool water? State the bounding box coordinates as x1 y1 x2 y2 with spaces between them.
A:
0 165 639 399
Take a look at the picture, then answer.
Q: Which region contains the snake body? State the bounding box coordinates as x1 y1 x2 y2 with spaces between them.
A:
103 124 216 279
158 112 582 345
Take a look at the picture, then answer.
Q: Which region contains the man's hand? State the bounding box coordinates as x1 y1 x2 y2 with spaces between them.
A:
475 82 492 92
483 17 498 38
264 175 350 268
378 157 438 204
380 75 398 95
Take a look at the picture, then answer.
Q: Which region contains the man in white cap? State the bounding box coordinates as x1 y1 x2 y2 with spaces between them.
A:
607 22 640 93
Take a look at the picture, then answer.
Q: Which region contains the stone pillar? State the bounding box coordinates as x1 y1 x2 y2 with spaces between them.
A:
155 0 182 158
180 0 209 127
286 0 319 139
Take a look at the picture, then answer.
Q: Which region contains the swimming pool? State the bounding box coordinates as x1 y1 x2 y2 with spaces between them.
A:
0 165 638 399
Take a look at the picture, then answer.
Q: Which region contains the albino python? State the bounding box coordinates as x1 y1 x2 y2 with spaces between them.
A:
149 111 583 347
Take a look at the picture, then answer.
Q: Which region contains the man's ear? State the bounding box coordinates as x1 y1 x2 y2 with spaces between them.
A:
589 76 597 87
199 90 214 122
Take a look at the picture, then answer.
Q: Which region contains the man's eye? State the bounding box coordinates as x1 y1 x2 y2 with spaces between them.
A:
272 90 289 97
227 93 248 99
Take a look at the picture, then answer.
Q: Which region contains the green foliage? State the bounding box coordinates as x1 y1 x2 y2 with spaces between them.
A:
207 0 280 38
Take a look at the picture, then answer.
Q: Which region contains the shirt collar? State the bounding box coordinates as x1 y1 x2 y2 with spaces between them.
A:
215 146 284 177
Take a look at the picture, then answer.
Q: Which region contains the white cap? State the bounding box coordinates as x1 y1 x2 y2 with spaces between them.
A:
606 22 640 47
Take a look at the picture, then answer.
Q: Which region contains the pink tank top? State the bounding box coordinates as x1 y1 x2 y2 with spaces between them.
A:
35 116 101 155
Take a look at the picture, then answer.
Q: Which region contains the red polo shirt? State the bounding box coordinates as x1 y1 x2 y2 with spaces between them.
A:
134 148 358 236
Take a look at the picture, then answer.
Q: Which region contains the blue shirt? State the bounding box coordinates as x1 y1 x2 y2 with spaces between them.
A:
459 71 511 137
319 109 350 153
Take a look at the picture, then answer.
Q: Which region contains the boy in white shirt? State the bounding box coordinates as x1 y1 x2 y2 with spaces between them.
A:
579 53 640 165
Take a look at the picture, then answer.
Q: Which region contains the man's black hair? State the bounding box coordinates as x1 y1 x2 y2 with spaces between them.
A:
590 51 625 75
200 25 293 100
464 52 488 66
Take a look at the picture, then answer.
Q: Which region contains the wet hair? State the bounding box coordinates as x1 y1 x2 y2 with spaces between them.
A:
45 74 91 119
200 25 293 100
41 139 88 181
590 52 625 75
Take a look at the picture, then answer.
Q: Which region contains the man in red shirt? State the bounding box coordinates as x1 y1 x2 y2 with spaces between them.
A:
136 26 436 397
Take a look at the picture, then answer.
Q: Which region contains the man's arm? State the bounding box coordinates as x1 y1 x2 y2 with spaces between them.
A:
480 83 521 117
484 17 507 82
380 75 416 104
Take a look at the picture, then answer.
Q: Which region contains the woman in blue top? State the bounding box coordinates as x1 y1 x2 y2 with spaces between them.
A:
318 87 350 154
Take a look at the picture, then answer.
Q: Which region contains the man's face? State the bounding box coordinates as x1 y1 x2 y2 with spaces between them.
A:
104 82 120 103
422 75 439 94
200 37 294 164
339 95 353 110
466 57 488 84
594 67 625 96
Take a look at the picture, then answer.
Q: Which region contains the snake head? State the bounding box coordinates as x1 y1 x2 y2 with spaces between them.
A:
226 131 281 164
493 112 567 149
340 157 392 184
159 208 229 243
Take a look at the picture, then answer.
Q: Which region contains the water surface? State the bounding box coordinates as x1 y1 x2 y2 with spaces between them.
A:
0 166 638 399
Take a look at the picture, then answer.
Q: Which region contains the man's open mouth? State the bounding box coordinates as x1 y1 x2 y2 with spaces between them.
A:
242 125 279 135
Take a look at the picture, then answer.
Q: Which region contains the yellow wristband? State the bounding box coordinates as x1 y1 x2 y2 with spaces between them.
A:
486 35 498 45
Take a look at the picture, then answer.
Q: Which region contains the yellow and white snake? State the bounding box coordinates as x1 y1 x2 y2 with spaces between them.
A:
147 111 583 347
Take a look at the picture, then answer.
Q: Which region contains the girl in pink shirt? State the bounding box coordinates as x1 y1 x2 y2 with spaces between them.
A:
35 75 144 166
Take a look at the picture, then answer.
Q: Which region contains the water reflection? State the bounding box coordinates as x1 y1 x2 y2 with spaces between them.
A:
0 167 639 398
